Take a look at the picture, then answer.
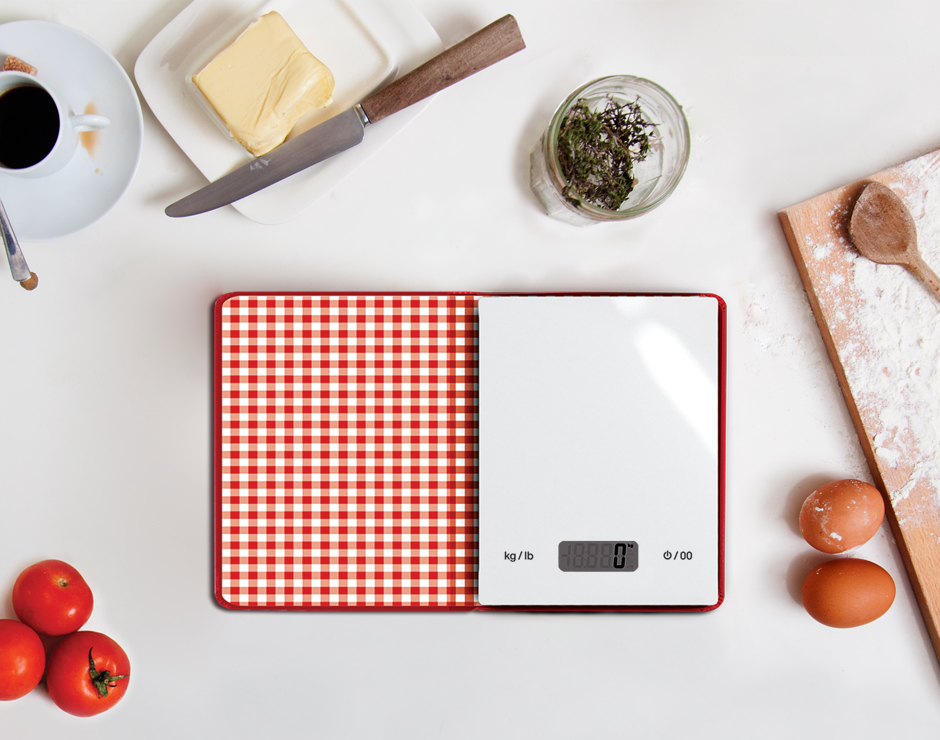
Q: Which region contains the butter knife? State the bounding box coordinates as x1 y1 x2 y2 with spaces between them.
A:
166 14 525 218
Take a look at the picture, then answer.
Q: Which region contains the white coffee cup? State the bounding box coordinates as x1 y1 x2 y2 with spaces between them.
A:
0 70 110 178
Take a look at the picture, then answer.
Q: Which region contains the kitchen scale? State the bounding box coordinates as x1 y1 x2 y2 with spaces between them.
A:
477 295 723 609
214 292 725 612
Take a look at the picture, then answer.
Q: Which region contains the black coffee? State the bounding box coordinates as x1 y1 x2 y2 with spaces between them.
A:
0 85 59 169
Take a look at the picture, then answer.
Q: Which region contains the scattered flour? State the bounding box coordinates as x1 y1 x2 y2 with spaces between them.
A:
807 153 940 519
740 270 870 475
741 272 827 365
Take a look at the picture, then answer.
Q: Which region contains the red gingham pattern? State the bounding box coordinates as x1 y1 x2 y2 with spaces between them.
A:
216 294 478 609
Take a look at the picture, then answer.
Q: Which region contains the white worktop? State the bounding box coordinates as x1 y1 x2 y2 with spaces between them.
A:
2 0 940 736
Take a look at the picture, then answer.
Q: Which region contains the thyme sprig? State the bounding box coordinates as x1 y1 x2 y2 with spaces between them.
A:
556 95 655 211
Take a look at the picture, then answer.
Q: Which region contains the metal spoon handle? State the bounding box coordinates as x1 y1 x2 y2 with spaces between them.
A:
0 196 30 282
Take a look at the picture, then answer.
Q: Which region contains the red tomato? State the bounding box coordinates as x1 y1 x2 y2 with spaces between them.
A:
12 560 94 636
0 619 45 701
46 631 130 717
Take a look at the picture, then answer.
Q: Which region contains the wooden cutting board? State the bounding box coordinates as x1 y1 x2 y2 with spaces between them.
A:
779 147 940 660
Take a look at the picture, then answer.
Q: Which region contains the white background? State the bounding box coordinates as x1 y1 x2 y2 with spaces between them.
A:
2 0 940 736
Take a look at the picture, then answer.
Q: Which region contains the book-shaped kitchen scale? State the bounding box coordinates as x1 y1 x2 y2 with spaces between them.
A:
215 293 725 611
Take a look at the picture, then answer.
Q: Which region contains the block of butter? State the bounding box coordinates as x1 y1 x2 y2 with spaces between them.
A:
192 11 334 156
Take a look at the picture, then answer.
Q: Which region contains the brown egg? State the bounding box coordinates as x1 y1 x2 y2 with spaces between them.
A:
801 558 895 628
799 479 885 553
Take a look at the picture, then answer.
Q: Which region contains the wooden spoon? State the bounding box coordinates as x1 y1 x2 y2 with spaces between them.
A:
848 180 940 300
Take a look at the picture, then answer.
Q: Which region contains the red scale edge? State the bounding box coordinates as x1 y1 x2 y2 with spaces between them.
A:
214 292 725 612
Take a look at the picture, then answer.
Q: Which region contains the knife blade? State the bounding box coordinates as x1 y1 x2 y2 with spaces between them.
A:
165 14 526 218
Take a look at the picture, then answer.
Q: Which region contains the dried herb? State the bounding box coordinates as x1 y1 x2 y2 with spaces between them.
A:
556 95 654 211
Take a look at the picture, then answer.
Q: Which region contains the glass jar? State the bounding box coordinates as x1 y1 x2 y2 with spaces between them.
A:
530 75 690 226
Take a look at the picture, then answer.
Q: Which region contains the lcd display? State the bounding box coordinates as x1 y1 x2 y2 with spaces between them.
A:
558 541 638 572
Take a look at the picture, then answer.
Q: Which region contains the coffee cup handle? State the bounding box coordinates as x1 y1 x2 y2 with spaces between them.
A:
70 114 110 132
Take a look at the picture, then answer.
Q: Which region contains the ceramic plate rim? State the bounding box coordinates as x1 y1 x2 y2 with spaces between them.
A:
0 19 143 241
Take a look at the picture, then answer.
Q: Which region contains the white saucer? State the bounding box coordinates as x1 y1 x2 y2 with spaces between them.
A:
0 20 143 241
135 0 442 225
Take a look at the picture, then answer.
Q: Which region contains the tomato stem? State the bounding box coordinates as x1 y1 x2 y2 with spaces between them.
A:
88 648 128 699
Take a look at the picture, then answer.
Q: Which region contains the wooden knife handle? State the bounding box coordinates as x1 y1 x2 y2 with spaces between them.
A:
359 14 525 124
